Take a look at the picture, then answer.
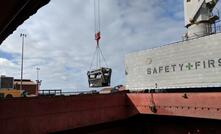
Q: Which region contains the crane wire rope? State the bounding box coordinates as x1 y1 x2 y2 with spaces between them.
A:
94 0 97 33
89 45 108 70
93 0 101 34
98 0 101 32
89 0 108 70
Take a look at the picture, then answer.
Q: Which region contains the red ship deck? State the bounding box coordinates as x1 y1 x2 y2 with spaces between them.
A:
1 91 221 133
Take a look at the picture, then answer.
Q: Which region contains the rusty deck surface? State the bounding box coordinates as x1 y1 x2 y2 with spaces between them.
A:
1 91 221 133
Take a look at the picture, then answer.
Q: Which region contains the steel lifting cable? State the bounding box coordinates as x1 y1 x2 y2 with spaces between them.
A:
98 0 101 32
94 0 98 34
89 47 98 69
98 46 108 67
89 45 108 70
89 0 108 70
94 0 101 44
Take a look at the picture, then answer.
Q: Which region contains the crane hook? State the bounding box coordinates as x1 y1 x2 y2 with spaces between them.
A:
95 32 101 46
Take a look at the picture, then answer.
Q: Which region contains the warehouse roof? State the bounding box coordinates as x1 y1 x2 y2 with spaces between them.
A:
14 79 36 85
0 0 50 45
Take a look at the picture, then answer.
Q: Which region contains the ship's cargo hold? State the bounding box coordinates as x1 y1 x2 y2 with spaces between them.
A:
125 33 221 90
87 67 112 87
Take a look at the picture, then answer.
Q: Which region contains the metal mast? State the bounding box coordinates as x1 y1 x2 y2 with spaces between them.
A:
20 33 26 91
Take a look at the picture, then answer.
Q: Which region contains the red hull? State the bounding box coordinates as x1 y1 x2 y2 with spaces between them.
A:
128 92 221 120
1 91 221 133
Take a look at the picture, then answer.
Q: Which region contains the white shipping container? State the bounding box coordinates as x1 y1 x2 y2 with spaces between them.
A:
125 33 221 90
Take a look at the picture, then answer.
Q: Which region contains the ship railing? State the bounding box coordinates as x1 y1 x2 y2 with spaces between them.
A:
182 24 221 41
39 89 100 96
213 25 221 33
62 90 99 96
39 89 62 96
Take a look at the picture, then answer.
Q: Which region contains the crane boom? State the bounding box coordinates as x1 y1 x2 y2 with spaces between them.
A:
184 0 219 39
188 0 204 26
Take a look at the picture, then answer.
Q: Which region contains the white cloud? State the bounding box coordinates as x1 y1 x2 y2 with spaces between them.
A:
0 58 16 67
0 0 185 91
0 58 19 76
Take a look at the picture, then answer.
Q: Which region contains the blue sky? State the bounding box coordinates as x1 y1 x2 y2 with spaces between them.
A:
0 50 13 60
0 0 200 91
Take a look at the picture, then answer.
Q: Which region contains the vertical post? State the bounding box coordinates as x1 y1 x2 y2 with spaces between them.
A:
36 67 40 81
20 33 26 91
36 67 40 95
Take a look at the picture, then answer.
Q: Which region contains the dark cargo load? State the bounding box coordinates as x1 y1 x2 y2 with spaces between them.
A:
87 67 112 88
